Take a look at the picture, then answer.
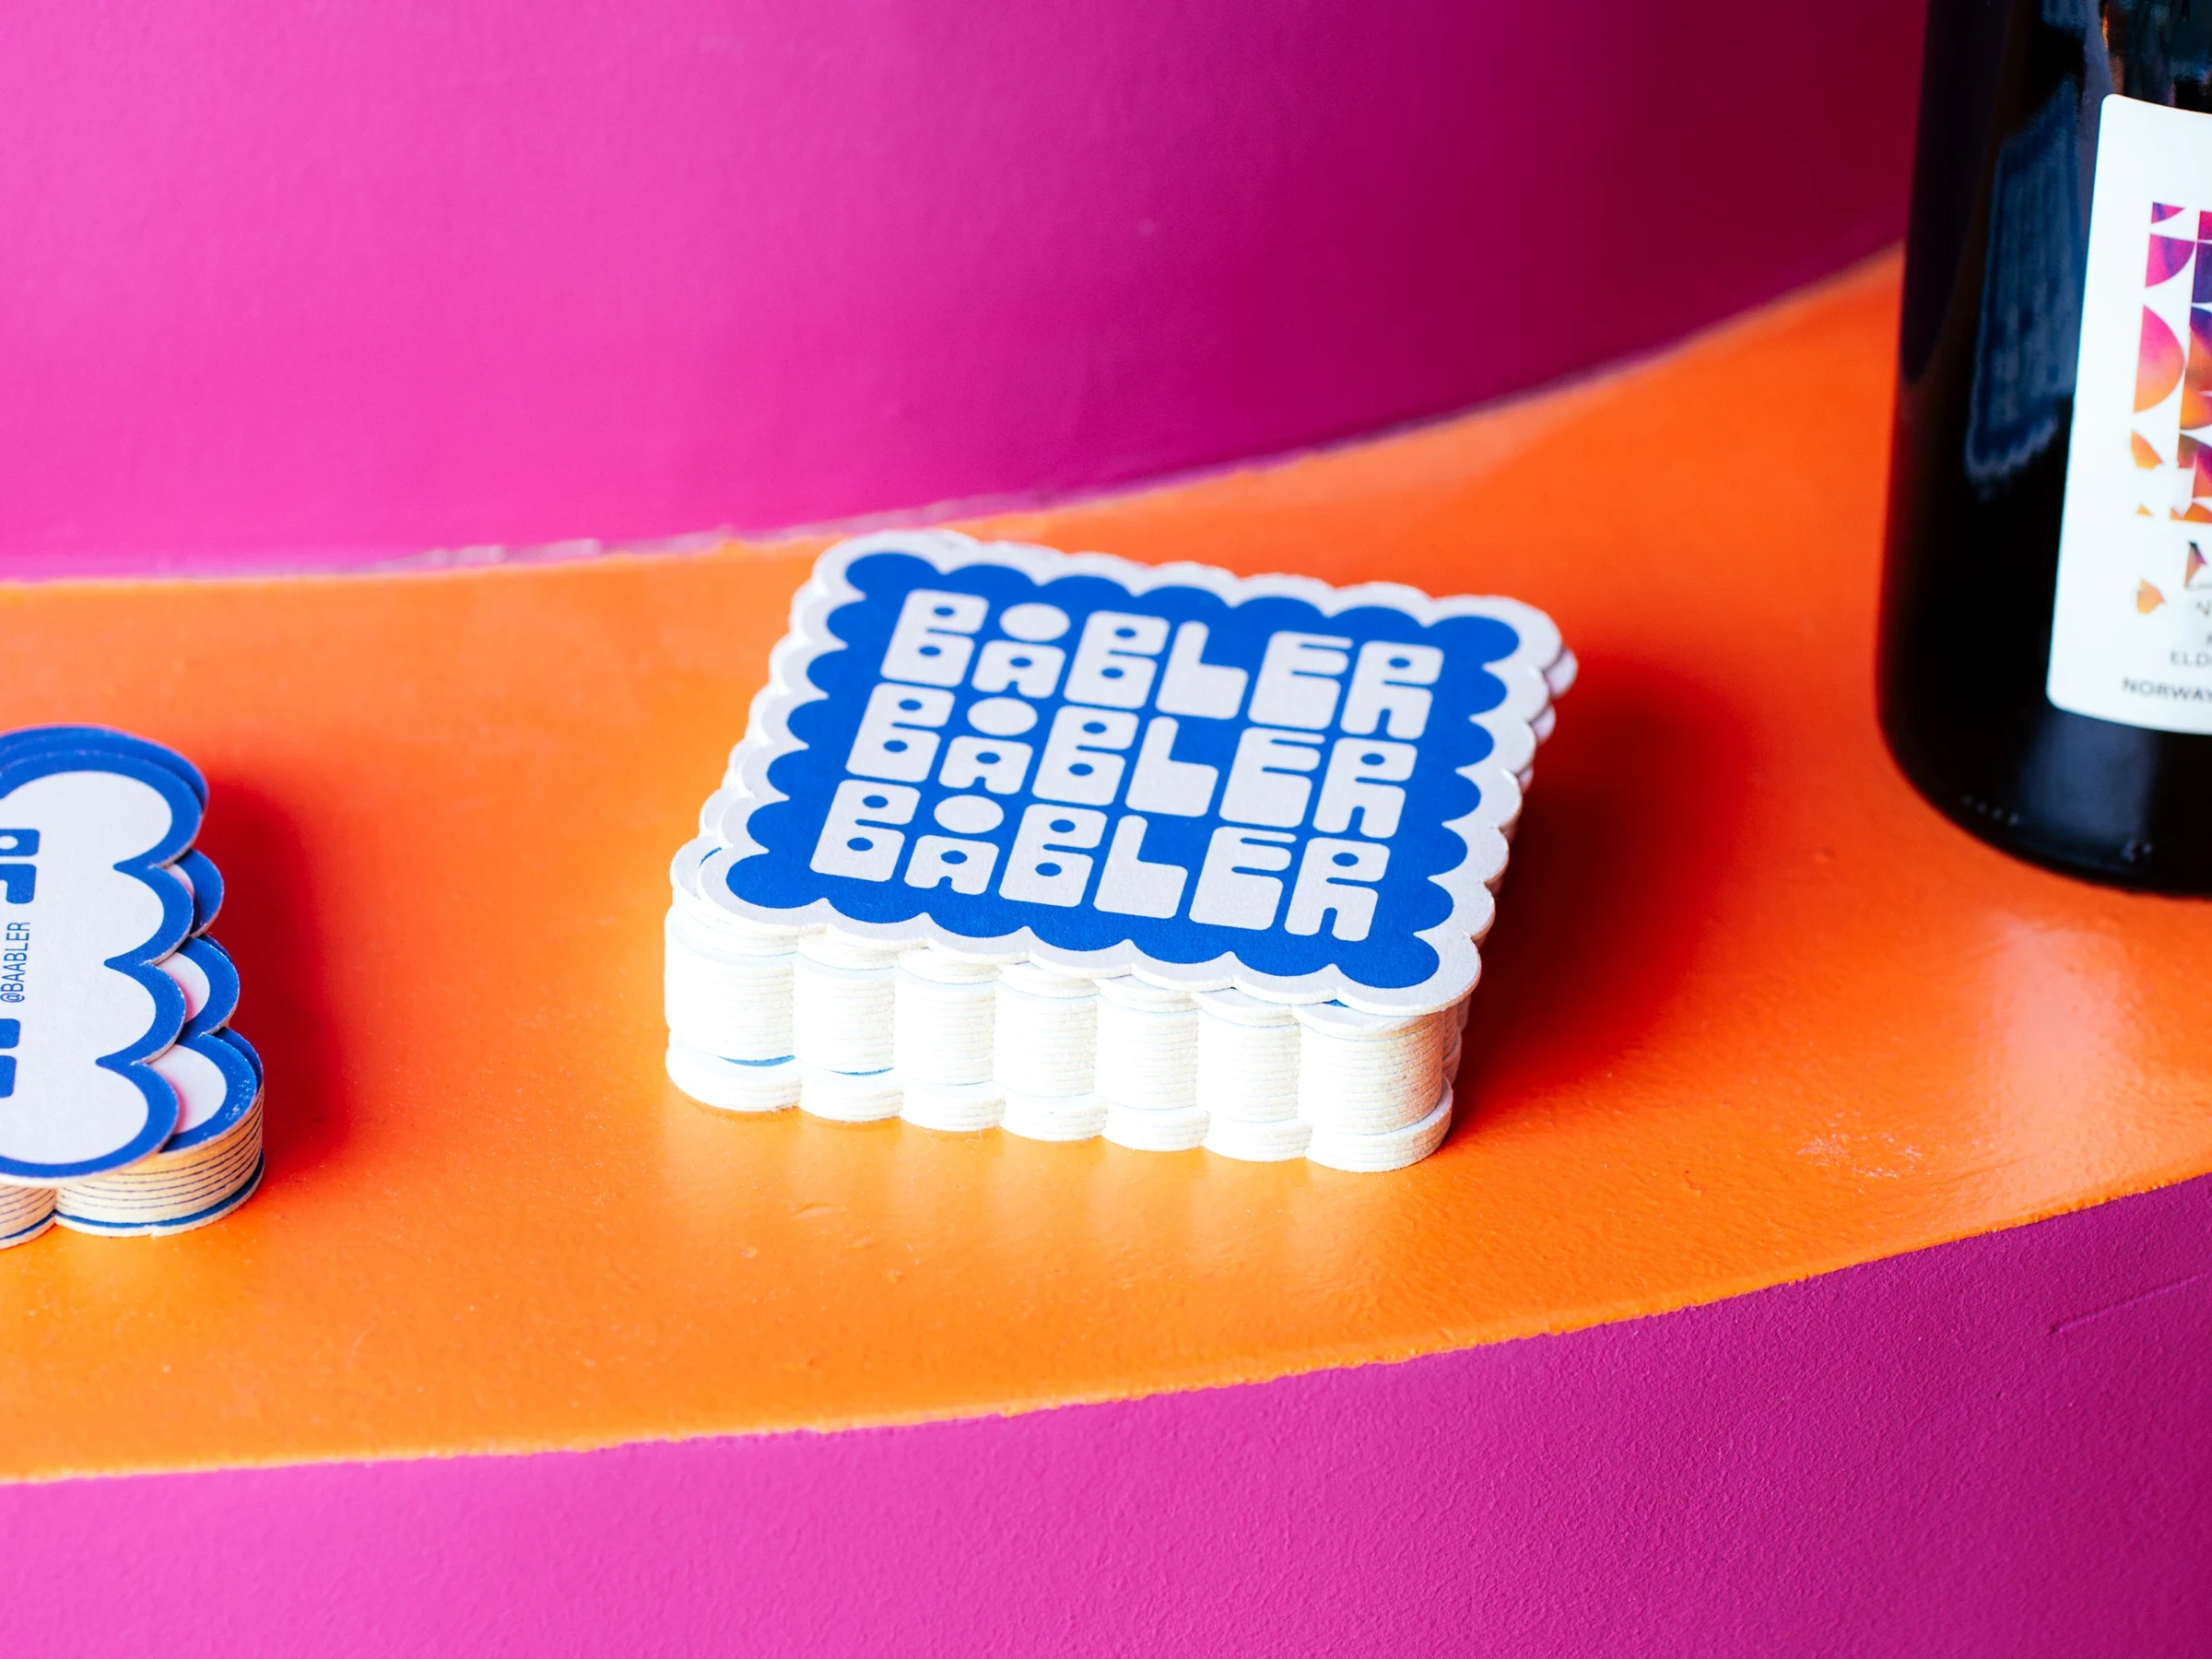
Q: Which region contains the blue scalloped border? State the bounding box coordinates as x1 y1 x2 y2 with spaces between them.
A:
0 726 206 806
712 531 1563 1015
163 1027 260 1155
178 849 224 936
223 1025 265 1091
176 935 241 1041
0 744 200 1182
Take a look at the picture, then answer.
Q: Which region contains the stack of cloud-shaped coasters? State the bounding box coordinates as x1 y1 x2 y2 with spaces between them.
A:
665 531 1571 1172
0 726 265 1245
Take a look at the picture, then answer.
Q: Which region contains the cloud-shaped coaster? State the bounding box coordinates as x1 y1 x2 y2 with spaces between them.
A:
0 741 202 1184
159 935 241 1041
710 530 1561 1018
0 726 207 806
57 1029 264 1236
174 848 224 937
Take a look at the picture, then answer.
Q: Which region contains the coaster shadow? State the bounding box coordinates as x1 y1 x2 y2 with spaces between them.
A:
1451 657 1754 1132
194 778 349 1178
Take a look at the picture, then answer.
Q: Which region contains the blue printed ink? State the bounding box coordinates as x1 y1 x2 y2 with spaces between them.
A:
714 534 1558 1013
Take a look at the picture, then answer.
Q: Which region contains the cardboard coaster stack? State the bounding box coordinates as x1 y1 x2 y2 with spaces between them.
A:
0 727 265 1244
666 531 1570 1173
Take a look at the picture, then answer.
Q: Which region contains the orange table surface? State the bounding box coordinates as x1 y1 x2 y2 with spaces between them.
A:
2 254 2206 1482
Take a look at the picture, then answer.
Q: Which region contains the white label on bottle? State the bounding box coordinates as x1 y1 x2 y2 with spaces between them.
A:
2049 96 2212 733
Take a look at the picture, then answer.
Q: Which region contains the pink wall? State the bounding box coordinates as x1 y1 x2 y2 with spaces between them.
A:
0 1 1926 576
2 1173 2206 1655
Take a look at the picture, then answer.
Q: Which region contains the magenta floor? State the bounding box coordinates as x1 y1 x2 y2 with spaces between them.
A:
4 1172 2206 1656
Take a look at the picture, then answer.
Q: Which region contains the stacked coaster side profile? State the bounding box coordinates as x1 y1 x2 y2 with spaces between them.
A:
665 531 1570 1171
0 727 266 1242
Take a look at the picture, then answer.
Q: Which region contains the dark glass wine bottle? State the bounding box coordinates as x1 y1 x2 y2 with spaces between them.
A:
1880 0 2212 890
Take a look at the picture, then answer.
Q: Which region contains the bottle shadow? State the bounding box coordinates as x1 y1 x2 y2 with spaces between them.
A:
193 778 349 1180
1451 656 1755 1132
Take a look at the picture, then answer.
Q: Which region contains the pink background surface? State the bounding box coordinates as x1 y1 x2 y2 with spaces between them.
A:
22 6 2188 1653
2 1172 2206 1655
0 0 1925 575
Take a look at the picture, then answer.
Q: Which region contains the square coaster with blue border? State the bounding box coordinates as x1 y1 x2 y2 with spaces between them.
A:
714 531 1564 1014
666 531 1571 1170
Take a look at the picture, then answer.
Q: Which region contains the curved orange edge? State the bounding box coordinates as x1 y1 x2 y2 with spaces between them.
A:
1 253 2206 1482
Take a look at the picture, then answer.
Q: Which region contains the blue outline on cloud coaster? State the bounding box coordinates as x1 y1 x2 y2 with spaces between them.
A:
0 726 219 941
176 848 224 937
0 726 208 807
0 744 202 1183
162 935 241 1041
222 1027 264 1093
55 1027 265 1236
152 1028 259 1155
708 530 1564 1017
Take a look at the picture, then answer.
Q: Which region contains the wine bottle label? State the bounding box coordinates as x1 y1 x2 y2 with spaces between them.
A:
2049 96 2212 734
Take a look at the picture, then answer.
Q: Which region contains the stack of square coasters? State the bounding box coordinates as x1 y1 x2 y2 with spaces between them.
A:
0 726 265 1244
665 532 1570 1172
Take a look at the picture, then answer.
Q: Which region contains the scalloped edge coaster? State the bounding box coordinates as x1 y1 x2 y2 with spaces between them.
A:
0 724 266 1237
0 738 202 1184
665 529 1569 1171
